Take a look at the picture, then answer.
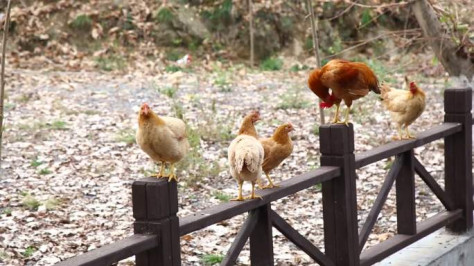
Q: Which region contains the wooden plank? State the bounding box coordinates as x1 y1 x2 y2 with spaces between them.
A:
146 178 170 220
444 88 473 233
414 157 454 210
319 124 354 155
179 166 340 235
249 204 273 265
320 124 359 266
355 123 462 168
271 210 335 266
221 210 259 266
132 180 148 220
396 151 416 235
360 210 463 266
56 234 158 266
359 156 402 251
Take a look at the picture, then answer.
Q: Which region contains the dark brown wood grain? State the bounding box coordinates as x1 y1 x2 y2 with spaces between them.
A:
396 151 417 235
179 166 340 235
444 88 473 233
250 204 274 265
55 234 158 266
359 156 402 251
271 210 335 266
360 210 463 266
355 123 461 168
321 124 359 266
133 178 181 266
414 157 454 210
221 211 259 266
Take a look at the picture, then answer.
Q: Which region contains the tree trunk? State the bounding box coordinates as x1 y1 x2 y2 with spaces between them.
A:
411 0 474 79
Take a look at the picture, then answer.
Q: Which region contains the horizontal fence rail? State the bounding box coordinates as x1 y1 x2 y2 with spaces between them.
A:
56 88 472 266
55 235 158 266
180 166 340 235
355 122 462 168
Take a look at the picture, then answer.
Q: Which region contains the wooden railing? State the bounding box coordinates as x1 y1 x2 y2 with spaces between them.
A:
56 88 472 266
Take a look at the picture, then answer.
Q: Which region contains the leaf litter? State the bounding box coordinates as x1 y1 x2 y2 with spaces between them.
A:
0 61 468 265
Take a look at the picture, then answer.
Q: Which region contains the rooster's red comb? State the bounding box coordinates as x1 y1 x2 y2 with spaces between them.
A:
320 102 334 109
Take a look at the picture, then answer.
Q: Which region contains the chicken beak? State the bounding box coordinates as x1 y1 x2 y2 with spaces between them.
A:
141 104 150 116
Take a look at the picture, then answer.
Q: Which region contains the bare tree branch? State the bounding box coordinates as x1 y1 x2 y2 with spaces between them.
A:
248 0 254 67
306 0 325 124
0 0 12 165
411 0 474 79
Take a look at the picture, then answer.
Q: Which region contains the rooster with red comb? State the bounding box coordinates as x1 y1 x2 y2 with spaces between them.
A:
308 59 380 125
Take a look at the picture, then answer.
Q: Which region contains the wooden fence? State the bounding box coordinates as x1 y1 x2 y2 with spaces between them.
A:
57 88 473 266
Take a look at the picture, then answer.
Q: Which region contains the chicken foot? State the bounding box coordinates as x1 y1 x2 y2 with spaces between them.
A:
331 104 341 123
246 181 262 200
403 127 415 139
231 181 245 201
392 125 415 140
259 172 279 189
167 163 178 182
392 125 404 140
154 162 167 178
336 106 351 126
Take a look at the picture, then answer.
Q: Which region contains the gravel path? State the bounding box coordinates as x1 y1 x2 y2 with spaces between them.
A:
0 65 461 265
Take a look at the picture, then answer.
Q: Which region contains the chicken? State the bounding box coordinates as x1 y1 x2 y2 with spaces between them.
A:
228 111 264 201
136 103 190 182
308 59 380 124
380 78 426 140
258 123 294 189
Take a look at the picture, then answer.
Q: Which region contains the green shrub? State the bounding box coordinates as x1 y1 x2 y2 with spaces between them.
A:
155 8 174 23
70 14 93 30
260 57 283 71
165 65 183 73
201 254 224 265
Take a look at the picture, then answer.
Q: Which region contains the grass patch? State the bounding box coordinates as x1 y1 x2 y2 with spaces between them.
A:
312 124 320 136
70 14 93 30
290 64 310 72
44 198 61 210
165 65 183 73
260 57 283 71
212 191 231 202
213 70 232 92
2 208 12 215
179 126 222 187
48 121 67 130
30 158 43 168
158 86 179 99
201 253 224 265
22 194 40 211
95 54 126 71
39 169 52 175
155 7 174 23
22 246 36 258
165 50 183 61
116 129 136 145
277 88 311 110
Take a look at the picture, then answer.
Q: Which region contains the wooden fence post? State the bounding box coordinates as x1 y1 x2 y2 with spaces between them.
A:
396 150 416 235
132 177 181 266
444 88 473 233
320 124 359 266
249 204 274 265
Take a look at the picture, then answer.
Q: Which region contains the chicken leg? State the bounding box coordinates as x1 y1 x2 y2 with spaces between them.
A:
260 172 279 189
403 127 415 139
336 106 351 126
231 181 245 201
167 163 178 182
155 162 167 178
246 181 262 200
392 124 403 140
331 104 341 123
